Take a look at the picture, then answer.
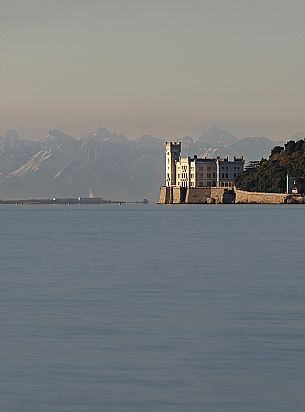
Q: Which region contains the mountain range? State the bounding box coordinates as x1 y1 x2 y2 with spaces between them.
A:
0 126 291 200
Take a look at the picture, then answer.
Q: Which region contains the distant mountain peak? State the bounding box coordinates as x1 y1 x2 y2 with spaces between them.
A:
46 129 75 140
44 130 77 150
47 129 65 137
4 129 20 140
87 126 128 144
292 131 305 140
91 126 112 139
137 134 159 144
208 125 224 133
199 125 238 147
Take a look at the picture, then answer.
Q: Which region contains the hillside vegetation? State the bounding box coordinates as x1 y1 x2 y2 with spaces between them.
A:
235 139 305 193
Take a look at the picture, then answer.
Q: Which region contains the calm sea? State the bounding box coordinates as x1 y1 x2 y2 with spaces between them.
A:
1 204 305 412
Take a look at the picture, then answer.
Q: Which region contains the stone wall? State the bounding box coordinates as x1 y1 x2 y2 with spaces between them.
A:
158 186 171 204
185 188 211 203
159 186 289 204
235 189 287 204
172 187 187 203
211 188 235 204
185 188 235 204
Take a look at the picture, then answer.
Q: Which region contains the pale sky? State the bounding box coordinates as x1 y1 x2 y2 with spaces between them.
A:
0 0 305 140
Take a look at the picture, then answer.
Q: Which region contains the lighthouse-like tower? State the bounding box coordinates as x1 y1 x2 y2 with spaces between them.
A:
165 142 181 187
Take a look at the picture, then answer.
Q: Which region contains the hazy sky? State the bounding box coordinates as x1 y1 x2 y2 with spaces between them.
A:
0 0 305 140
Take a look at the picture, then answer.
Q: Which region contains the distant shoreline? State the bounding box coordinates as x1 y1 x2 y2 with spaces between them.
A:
0 197 149 205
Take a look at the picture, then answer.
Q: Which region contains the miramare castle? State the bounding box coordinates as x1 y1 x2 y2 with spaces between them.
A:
165 142 245 189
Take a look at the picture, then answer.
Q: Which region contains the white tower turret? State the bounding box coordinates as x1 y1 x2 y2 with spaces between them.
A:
165 142 181 187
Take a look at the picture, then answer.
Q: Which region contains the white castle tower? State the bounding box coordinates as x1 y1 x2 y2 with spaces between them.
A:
165 142 181 187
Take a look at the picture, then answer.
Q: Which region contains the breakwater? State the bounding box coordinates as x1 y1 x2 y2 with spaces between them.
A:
0 197 149 205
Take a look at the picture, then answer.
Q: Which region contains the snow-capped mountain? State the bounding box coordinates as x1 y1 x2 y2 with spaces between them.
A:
0 126 288 200
0 127 164 200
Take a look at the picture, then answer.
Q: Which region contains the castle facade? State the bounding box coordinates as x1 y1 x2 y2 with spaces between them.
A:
160 142 294 204
165 142 245 189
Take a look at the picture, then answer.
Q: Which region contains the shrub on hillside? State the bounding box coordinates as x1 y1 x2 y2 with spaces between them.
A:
235 139 305 193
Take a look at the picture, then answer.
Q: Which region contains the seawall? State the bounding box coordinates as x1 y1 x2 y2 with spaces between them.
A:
158 186 235 204
185 187 235 204
234 189 288 204
159 186 291 204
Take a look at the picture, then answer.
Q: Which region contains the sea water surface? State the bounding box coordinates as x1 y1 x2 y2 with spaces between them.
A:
1 204 305 412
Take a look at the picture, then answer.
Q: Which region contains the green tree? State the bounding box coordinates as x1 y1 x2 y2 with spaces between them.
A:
235 139 305 193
